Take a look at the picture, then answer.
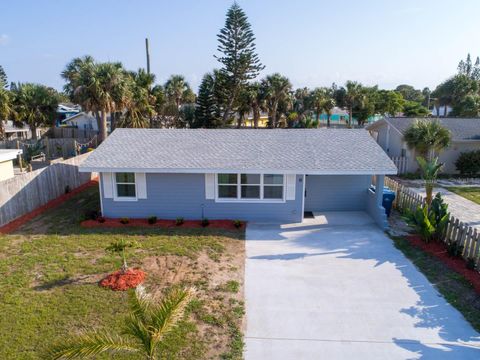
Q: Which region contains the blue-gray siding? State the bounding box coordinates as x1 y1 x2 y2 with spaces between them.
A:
101 173 304 222
304 175 372 212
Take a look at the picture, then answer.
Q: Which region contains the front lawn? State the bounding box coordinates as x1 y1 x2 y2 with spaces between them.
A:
0 186 245 359
446 186 480 205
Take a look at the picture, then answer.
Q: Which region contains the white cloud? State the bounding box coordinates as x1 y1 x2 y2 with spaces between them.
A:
0 34 10 45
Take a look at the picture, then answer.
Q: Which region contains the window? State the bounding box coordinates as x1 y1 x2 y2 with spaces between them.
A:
263 174 284 199
218 173 237 198
115 172 136 198
217 174 284 201
241 174 260 199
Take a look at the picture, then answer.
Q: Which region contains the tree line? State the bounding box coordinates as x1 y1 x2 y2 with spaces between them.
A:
0 3 479 142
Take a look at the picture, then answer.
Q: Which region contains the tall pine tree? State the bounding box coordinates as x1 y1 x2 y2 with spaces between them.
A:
0 65 7 89
195 73 221 128
215 2 264 124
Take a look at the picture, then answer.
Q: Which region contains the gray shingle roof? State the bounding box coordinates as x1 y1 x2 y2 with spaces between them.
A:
80 128 397 175
370 117 480 141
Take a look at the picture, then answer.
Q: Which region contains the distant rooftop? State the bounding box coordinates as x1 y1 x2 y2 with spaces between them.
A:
80 128 397 175
368 117 480 141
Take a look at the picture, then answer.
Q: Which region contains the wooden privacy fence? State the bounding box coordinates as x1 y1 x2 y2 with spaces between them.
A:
53 127 99 140
0 137 97 159
385 177 480 267
0 153 96 227
391 156 408 174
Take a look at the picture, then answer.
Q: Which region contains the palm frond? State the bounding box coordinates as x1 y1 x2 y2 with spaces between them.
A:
128 285 152 322
123 314 153 354
150 287 196 343
50 331 139 359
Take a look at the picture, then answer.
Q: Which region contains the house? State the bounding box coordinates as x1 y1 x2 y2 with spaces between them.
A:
61 112 98 131
55 103 81 126
79 129 397 228
367 117 480 174
2 120 43 140
0 149 22 181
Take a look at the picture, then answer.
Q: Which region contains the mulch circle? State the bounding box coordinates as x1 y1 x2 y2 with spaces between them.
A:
82 218 244 231
99 268 146 291
406 234 480 294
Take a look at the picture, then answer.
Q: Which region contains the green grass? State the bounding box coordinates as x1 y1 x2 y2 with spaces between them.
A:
0 186 245 359
390 235 480 332
446 186 480 205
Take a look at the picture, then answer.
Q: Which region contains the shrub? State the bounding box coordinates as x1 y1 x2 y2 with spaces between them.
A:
455 150 480 176
404 193 449 243
233 220 243 229
466 257 476 270
97 216 106 223
447 241 464 258
147 216 157 225
201 218 209 227
84 209 99 220
176 217 184 226
120 217 129 224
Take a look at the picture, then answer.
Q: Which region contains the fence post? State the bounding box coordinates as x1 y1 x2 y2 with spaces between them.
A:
45 136 50 159
16 140 23 172
74 140 78 156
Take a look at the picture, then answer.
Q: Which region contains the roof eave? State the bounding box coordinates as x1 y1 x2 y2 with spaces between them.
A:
79 166 398 176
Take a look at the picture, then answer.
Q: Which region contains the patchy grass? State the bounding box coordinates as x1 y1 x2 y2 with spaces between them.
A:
390 235 480 332
446 186 480 205
0 187 245 359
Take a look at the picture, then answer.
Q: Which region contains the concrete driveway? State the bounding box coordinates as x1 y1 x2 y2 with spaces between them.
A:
244 212 480 359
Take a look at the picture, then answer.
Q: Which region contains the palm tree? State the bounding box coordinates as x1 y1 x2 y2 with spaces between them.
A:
260 74 292 128
51 286 195 360
0 88 13 139
417 156 443 207
164 75 192 109
310 88 326 125
11 83 60 139
322 97 336 128
404 120 451 160
344 81 363 127
62 57 129 141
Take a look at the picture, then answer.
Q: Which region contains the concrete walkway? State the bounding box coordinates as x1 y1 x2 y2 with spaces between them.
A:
244 212 480 359
410 187 480 231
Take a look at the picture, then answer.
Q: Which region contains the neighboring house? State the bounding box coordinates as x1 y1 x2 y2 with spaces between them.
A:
56 103 81 126
2 120 43 140
367 117 480 174
80 129 397 228
61 112 99 131
0 149 22 181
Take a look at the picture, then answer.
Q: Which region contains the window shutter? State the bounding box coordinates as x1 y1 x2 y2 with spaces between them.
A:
205 173 215 199
136 173 147 199
102 172 113 198
286 174 296 200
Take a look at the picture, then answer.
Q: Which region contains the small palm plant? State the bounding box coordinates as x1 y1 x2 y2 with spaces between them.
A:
106 239 136 273
417 156 443 207
404 120 451 160
50 286 196 360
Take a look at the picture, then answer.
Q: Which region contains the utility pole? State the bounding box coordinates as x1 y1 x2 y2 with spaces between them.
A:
145 38 151 74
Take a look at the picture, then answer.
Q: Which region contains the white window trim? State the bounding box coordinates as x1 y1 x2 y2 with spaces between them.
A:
215 173 286 203
113 172 138 202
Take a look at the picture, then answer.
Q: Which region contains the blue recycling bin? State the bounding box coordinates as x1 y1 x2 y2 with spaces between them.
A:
370 186 396 217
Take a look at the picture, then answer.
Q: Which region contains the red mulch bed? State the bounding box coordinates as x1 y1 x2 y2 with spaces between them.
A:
99 268 146 291
0 179 98 234
82 218 245 231
406 234 480 294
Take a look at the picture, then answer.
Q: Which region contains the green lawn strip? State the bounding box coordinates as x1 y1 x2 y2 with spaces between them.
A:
390 235 480 332
446 186 480 205
0 187 245 359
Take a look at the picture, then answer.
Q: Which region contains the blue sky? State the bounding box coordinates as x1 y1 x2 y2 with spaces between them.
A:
1 0 479 92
